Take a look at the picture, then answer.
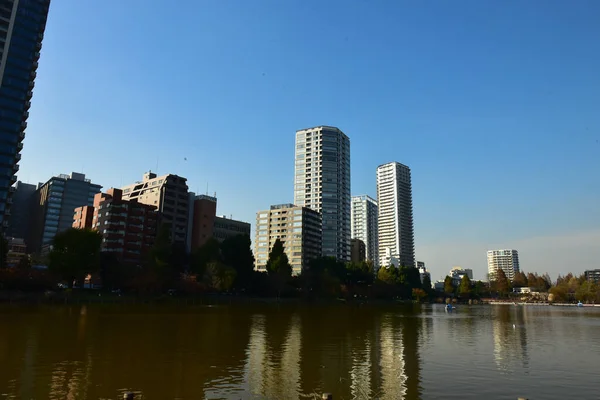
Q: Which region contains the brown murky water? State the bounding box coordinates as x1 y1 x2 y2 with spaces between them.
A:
1 303 599 399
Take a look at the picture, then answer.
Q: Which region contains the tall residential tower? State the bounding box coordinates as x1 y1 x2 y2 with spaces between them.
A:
0 0 51 230
294 126 350 261
351 195 378 266
376 162 415 268
487 249 520 280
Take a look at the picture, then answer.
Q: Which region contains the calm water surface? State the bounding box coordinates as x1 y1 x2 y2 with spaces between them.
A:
1 303 599 399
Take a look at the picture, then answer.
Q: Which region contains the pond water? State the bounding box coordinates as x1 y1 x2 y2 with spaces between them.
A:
1 303 599 399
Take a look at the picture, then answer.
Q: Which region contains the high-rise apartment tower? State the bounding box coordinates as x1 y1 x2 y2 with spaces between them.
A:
294 126 350 261
376 162 415 268
0 0 51 230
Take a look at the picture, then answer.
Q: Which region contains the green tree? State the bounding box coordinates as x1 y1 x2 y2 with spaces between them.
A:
422 273 432 292
459 274 472 298
99 252 134 291
265 239 292 297
512 271 528 288
265 239 291 276
491 268 511 296
204 261 237 292
190 237 221 277
378 266 398 284
220 234 255 287
443 275 454 296
0 234 8 269
49 228 103 288
403 266 422 290
346 261 374 285
575 280 597 303
146 224 187 291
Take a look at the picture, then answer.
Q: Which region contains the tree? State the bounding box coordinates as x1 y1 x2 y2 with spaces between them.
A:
204 261 237 292
145 224 187 292
473 280 488 298
49 228 103 288
265 239 291 276
412 288 427 302
378 266 398 285
575 281 597 303
491 268 511 296
190 237 221 277
422 273 432 293
403 266 422 291
265 239 292 297
100 252 134 291
16 255 31 269
527 272 538 289
0 234 8 269
220 234 255 287
459 274 472 298
443 276 454 296
513 271 528 288
346 261 374 286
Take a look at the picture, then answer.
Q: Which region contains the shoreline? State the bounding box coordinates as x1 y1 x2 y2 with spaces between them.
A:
489 301 600 307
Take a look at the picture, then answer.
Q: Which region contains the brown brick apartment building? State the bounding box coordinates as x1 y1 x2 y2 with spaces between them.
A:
74 189 158 266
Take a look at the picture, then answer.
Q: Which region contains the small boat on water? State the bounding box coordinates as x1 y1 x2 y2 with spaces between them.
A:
445 304 456 312
577 302 584 307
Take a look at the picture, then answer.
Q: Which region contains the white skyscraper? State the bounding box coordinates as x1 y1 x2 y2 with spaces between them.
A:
351 195 378 266
487 249 520 280
376 162 415 268
294 126 351 261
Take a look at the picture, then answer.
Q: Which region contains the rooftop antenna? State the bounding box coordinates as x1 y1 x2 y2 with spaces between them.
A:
206 182 209 196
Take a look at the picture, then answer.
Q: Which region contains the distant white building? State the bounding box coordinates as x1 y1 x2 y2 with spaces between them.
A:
381 248 399 268
351 195 379 267
487 249 520 280
450 267 473 280
417 261 431 285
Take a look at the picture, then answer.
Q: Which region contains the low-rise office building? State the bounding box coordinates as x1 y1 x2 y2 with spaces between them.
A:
28 172 102 253
213 215 250 242
584 269 600 283
255 204 321 275
6 237 27 267
188 194 217 250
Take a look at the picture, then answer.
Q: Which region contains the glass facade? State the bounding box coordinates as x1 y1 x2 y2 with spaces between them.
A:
0 0 51 230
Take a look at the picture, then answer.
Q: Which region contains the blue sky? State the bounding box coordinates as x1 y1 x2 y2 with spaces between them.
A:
21 0 600 280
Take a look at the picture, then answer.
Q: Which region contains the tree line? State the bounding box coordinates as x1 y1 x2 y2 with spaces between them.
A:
1 229 598 304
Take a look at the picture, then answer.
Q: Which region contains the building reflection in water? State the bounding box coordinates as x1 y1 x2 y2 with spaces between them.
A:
244 306 423 400
245 311 302 399
1 305 422 399
493 306 529 373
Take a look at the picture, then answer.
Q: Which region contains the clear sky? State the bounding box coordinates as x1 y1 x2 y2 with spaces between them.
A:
20 0 600 281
